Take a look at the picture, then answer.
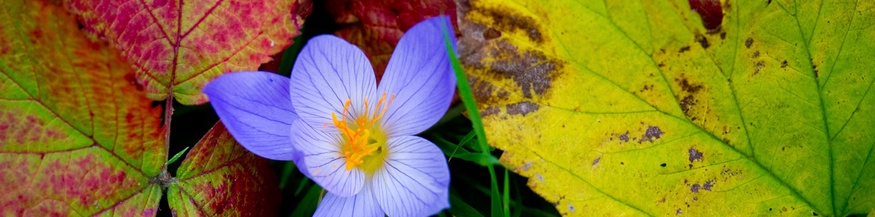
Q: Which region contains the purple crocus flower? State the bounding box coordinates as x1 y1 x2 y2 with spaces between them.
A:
203 16 455 216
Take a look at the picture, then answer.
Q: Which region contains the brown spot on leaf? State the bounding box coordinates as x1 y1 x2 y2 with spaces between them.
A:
619 131 630 142
754 61 765 75
506 101 539 116
470 77 493 97
460 38 559 98
638 126 664 143
458 11 557 100
469 5 544 43
688 148 704 162
680 96 696 118
521 161 534 171
745 37 753 48
491 42 557 98
703 180 714 190
753 51 760 58
483 27 502 40
592 157 600 166
781 60 788 68
677 77 703 93
691 183 701 192
720 32 726 40
679 46 691 53
674 76 704 119
695 34 710 49
497 90 509 99
640 84 655 93
481 106 499 117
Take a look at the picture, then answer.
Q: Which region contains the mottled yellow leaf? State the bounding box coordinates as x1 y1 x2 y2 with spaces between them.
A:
458 0 875 215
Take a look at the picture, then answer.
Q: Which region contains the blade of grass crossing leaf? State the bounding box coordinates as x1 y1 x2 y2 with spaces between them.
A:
454 153 500 166
166 146 189 165
279 161 297 189
503 169 510 217
449 131 476 161
441 19 504 217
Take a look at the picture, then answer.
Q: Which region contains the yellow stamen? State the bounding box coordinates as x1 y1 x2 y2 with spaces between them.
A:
331 92 395 171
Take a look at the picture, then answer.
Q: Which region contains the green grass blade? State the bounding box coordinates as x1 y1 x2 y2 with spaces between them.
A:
441 18 503 217
165 146 189 165
289 184 322 217
279 161 297 189
512 175 523 217
294 177 311 196
449 131 477 161
453 153 499 167
503 169 511 217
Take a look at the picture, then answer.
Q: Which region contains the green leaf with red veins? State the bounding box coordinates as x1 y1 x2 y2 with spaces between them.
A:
168 122 281 216
326 0 457 81
64 0 312 105
0 0 165 215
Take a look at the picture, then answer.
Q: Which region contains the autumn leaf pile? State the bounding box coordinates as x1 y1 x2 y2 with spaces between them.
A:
2 0 873 216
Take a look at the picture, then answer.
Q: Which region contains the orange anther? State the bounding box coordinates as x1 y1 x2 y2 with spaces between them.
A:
330 92 395 170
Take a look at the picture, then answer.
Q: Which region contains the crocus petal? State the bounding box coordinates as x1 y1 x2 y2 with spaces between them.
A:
291 119 364 197
313 186 385 217
373 136 451 216
203 71 298 161
290 35 377 131
377 16 457 137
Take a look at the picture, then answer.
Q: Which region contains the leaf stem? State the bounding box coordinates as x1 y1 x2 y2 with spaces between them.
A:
164 93 173 162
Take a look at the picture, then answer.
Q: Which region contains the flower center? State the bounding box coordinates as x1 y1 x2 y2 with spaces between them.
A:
332 92 395 173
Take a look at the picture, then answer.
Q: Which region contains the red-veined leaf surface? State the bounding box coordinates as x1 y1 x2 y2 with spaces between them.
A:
168 122 281 216
0 0 166 215
64 0 312 105
326 0 456 81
